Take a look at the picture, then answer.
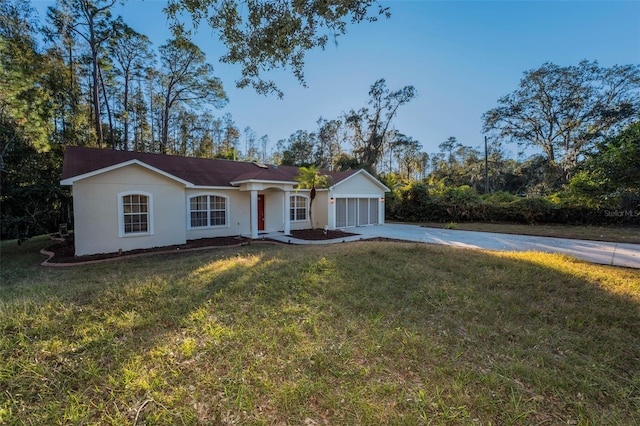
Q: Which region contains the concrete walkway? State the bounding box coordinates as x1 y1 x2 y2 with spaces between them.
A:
264 223 640 269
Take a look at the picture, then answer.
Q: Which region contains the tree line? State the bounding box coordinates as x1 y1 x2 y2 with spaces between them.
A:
275 59 639 219
2 0 639 240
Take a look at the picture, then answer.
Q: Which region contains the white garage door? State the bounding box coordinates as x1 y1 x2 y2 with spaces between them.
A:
336 198 379 227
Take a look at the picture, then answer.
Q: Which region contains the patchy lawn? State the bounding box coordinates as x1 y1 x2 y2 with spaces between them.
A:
1 236 639 424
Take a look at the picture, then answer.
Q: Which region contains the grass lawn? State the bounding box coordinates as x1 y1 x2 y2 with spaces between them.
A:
1 237 639 425
420 222 640 244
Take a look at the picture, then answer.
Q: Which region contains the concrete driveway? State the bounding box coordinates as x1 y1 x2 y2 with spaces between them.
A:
268 223 640 269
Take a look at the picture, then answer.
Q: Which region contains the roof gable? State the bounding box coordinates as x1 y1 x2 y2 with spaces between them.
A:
329 169 390 192
60 159 194 186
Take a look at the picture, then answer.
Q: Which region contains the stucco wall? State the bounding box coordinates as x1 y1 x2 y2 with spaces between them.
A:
72 164 186 256
311 192 329 229
263 189 285 233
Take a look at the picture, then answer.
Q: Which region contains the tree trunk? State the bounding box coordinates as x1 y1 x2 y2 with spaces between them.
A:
99 66 115 149
88 18 103 147
309 186 316 229
123 68 130 151
91 48 103 146
161 94 171 154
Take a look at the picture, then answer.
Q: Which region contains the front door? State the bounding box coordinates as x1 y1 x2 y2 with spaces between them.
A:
258 194 265 231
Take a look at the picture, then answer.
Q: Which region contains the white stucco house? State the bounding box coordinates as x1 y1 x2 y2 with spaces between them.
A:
60 146 389 256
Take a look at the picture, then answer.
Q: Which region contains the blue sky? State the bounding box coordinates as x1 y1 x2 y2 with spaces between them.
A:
32 0 640 157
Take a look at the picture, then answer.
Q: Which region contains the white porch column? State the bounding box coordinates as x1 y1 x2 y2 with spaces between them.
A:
284 190 291 235
250 190 258 239
379 196 385 224
328 193 336 230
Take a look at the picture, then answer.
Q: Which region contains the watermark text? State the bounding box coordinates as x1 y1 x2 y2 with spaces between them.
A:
604 209 640 217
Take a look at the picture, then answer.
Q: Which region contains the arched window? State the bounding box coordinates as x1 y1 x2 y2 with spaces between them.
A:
118 192 153 237
290 195 307 221
189 194 228 228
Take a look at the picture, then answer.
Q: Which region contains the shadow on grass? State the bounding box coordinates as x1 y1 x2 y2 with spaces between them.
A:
1 237 639 424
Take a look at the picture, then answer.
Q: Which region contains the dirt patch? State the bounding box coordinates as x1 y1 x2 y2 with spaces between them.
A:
43 229 359 265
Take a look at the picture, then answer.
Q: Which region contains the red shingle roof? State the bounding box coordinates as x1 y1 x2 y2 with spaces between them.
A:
61 146 359 187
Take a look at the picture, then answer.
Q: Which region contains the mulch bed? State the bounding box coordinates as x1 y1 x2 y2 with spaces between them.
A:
42 229 359 265
289 229 357 240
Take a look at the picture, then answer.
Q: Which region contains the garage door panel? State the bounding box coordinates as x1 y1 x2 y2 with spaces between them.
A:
347 198 357 226
369 198 379 224
336 198 347 228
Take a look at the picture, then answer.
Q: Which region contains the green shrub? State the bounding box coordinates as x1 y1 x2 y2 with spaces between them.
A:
432 185 481 205
430 185 483 221
386 183 640 225
511 197 559 224
391 182 431 221
486 191 518 204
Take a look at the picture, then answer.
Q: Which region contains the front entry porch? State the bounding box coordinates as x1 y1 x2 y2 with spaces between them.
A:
242 186 296 239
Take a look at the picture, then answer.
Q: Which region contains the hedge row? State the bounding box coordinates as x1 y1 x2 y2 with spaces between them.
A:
386 185 640 225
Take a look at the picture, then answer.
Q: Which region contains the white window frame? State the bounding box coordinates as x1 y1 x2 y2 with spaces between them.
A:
289 195 308 222
118 191 154 238
187 193 229 230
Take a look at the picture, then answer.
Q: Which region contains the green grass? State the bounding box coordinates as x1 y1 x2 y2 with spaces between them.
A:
420 222 640 244
1 236 639 425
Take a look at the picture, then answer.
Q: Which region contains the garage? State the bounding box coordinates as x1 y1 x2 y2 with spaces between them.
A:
335 197 380 227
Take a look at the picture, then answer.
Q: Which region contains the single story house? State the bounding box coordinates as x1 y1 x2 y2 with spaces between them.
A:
60 146 389 256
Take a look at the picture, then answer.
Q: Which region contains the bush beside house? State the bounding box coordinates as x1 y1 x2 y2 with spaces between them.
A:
386 182 640 225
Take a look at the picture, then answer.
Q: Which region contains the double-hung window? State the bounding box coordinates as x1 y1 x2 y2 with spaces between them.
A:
290 195 307 221
119 192 153 237
190 195 227 228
